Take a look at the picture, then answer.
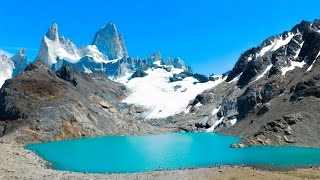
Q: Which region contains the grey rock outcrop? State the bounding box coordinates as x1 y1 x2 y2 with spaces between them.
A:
166 57 192 72
130 69 148 79
147 51 162 64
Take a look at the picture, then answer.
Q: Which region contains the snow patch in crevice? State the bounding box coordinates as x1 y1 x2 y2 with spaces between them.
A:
230 118 237 126
184 106 192 114
195 102 202 108
153 60 163 66
83 66 93 74
206 117 224 132
254 64 273 82
257 32 295 58
281 60 306 76
294 41 304 59
307 60 316 72
81 45 110 63
228 73 242 84
212 106 221 115
307 51 320 72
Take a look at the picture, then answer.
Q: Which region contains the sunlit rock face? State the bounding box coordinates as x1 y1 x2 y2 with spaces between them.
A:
38 23 81 71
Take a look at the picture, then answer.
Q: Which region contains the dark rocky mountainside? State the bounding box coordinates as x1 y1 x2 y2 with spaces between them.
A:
0 61 168 143
175 19 320 147
223 64 320 147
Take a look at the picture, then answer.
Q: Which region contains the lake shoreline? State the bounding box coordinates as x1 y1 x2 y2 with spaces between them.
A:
24 132 320 174
1 141 320 180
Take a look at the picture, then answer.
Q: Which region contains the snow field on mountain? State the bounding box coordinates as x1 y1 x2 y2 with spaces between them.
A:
118 62 224 119
257 32 295 57
281 60 306 76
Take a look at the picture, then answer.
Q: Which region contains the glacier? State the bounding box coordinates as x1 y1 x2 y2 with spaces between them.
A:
117 61 224 119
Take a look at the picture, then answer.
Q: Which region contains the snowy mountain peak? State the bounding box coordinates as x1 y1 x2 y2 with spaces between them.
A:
38 23 81 70
311 19 320 31
92 22 128 59
101 21 117 33
146 51 162 64
35 22 194 83
17 48 26 57
291 20 312 34
45 23 59 41
0 48 28 87
11 49 28 77
0 54 14 87
225 20 316 86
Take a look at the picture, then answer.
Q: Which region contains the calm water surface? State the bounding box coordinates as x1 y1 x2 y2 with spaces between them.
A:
25 133 320 173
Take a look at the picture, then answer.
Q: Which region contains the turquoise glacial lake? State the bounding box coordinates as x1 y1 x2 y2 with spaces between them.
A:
25 133 320 173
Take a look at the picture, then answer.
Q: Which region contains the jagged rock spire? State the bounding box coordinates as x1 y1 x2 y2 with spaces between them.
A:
11 48 28 77
45 23 59 41
92 22 128 60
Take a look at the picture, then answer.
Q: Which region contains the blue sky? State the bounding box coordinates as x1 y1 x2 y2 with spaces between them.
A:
0 0 320 75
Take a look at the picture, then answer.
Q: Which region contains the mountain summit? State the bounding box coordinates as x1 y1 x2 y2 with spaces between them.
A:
35 22 193 80
11 48 28 77
45 23 59 41
0 49 28 87
92 22 128 59
38 23 81 70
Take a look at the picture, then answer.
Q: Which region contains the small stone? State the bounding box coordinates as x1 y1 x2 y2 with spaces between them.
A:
284 126 293 135
284 136 294 143
5 169 16 172
99 101 111 109
257 103 271 116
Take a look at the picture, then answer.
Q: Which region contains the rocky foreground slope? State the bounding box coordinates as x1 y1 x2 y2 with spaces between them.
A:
0 61 168 143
